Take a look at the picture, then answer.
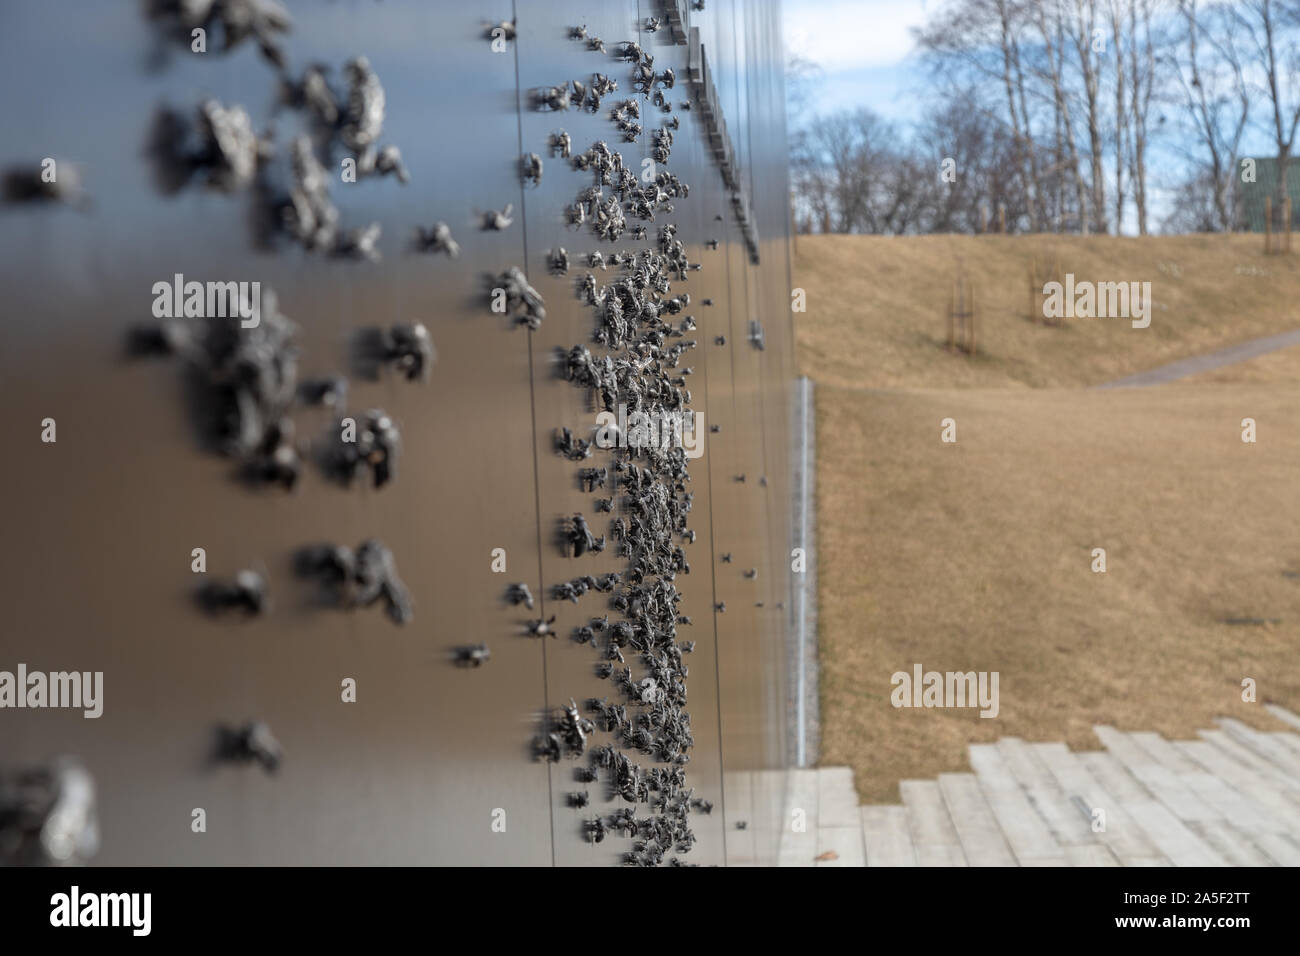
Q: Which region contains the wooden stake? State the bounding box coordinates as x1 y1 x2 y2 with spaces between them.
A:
1029 261 1037 322
951 280 961 351
1266 196 1273 255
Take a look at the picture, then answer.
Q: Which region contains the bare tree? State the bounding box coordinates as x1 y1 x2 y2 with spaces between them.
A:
1127 0 1158 234
1109 0 1127 231
1067 0 1109 232
1168 0 1249 230
916 0 1043 231
1030 0 1092 232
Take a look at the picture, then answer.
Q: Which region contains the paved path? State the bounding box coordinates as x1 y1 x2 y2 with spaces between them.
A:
1096 329 1300 388
779 708 1300 866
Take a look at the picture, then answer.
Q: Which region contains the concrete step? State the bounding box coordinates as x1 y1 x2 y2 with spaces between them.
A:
937 773 1018 866
776 768 819 867
1032 741 1168 865
900 779 967 866
1079 751 1228 866
995 737 1099 848
1094 726 1219 823
1132 732 1291 840
861 805 916 866
1217 718 1300 782
780 716 1300 867
1264 703 1300 732
1198 728 1300 798
969 744 1067 865
815 767 864 866
1175 739 1300 835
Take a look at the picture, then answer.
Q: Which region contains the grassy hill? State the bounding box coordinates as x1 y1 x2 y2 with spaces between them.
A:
795 233 1300 389
796 234 1300 804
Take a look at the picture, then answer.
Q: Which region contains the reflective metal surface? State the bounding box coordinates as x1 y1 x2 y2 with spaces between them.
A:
0 0 794 865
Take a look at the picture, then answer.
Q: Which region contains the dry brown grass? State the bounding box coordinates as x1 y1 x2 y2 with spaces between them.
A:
795 233 1300 389
797 234 1300 803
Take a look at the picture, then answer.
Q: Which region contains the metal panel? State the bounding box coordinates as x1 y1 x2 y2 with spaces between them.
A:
0 0 793 866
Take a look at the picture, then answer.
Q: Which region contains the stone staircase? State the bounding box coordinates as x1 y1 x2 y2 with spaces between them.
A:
778 706 1300 866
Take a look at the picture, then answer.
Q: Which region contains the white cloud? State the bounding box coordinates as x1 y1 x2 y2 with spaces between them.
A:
783 0 930 71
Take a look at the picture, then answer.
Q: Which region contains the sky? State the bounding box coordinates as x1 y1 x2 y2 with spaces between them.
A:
781 0 933 122
777 0 1280 233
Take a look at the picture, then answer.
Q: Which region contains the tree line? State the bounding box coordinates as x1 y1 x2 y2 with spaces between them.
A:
789 0 1300 235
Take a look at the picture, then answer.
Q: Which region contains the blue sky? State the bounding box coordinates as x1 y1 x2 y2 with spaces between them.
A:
781 0 933 122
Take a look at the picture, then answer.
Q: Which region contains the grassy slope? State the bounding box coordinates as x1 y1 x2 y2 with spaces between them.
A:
797 234 1300 803
795 233 1300 389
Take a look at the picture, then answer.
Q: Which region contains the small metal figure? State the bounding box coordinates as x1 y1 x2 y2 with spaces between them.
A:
0 758 100 865
298 375 348 409
565 514 605 557
296 539 413 624
332 222 383 262
368 322 435 382
245 416 301 489
521 152 543 187
482 203 514 231
216 721 282 773
532 85 571 112
454 643 491 668
549 247 570 275
506 583 535 609
484 19 516 42
493 266 546 328
144 0 291 68
414 222 460 258
567 791 590 809
578 466 607 491
555 427 592 461
535 734 563 763
325 408 401 488
526 616 558 638
357 144 409 184
198 569 268 616
549 130 572 159
1 162 89 209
